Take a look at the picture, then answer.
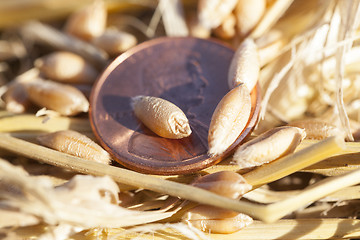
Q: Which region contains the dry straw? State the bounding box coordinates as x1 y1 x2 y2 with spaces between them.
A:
0 134 356 223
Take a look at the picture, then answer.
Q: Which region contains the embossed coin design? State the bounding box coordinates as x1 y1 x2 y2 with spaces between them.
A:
90 37 260 175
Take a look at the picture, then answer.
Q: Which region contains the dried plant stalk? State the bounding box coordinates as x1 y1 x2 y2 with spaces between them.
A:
250 0 295 38
21 21 108 68
0 134 350 223
205 219 360 240
92 219 360 240
0 114 91 133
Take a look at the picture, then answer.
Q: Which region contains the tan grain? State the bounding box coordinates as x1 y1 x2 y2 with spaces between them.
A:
37 130 111 165
131 95 191 139
228 38 260 91
208 84 251 156
35 51 98 84
233 126 306 169
25 79 89 116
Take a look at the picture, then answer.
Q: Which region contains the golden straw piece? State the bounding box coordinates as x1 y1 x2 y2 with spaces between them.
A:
0 134 354 223
21 21 108 69
0 114 91 133
250 0 294 38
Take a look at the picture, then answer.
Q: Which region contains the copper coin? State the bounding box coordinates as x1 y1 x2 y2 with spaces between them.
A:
90 37 260 175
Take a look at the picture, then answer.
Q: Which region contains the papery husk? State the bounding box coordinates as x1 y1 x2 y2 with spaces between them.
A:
0 158 178 239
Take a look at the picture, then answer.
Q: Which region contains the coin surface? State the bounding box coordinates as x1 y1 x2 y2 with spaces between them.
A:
90 37 260 175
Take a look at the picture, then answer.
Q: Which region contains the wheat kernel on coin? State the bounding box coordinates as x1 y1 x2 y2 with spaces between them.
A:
131 95 191 139
228 38 260 91
233 126 306 169
25 79 89 116
64 0 107 41
192 171 252 200
208 84 251 156
35 51 98 84
37 130 111 164
182 205 253 234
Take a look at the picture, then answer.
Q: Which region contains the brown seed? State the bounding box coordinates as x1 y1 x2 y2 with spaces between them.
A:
208 84 251 156
64 0 107 41
4 82 31 113
235 0 266 37
192 171 252 200
35 51 98 84
233 126 306 169
37 130 111 164
182 205 253 234
25 79 89 116
228 38 260 91
131 95 191 139
288 119 345 140
92 28 137 56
